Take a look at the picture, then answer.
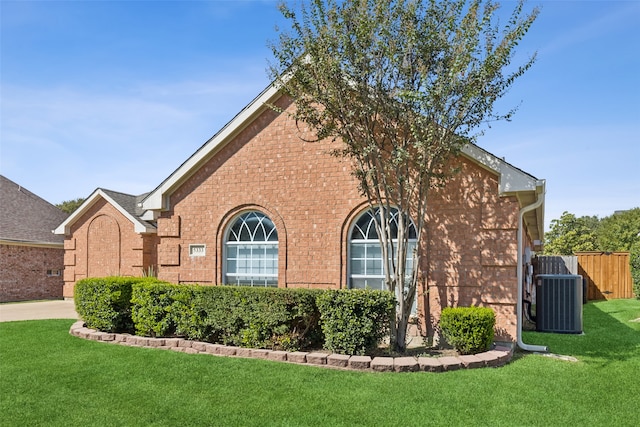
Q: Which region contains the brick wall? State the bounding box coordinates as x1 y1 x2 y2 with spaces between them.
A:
0 243 64 302
424 159 522 341
62 198 157 298
157 96 363 288
154 95 523 341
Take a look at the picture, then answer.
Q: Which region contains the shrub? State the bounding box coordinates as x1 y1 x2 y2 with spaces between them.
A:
439 306 495 355
130 281 197 337
193 286 323 351
129 283 323 351
316 289 395 355
74 277 162 333
630 241 639 299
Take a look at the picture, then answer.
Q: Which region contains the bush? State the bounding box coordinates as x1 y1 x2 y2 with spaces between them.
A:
630 242 640 299
316 289 395 355
79 279 401 354
130 281 196 337
439 306 495 355
74 277 162 333
130 283 323 351
192 286 323 351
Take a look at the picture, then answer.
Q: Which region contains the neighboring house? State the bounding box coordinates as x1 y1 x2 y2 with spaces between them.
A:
0 175 69 302
55 83 545 342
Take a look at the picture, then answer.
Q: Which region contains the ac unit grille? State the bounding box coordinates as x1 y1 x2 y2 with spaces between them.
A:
536 274 583 334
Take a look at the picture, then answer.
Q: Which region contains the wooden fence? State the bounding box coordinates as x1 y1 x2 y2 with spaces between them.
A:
536 252 633 300
576 252 633 300
535 256 578 275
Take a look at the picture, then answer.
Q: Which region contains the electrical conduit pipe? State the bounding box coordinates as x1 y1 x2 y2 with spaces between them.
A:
516 181 548 353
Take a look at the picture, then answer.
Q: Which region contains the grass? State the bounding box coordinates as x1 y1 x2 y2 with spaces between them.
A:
1 299 638 426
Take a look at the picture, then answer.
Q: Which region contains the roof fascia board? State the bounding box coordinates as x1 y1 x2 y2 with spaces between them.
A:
142 83 283 211
0 239 64 249
461 143 538 195
54 189 155 235
53 189 102 235
462 143 545 240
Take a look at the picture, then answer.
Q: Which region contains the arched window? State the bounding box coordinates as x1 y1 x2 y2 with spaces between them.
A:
349 207 417 290
225 211 278 287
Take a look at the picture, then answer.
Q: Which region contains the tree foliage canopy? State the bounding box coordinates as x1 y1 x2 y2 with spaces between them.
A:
544 208 640 255
597 208 640 252
269 0 539 350
56 198 85 214
544 208 640 299
270 0 538 203
543 211 599 255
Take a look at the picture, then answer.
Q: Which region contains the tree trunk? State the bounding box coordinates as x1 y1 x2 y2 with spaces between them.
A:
395 311 409 353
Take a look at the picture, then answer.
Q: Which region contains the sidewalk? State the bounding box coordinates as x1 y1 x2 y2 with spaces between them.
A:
0 300 78 322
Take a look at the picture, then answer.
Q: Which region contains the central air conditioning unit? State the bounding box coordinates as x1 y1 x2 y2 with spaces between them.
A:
536 274 583 334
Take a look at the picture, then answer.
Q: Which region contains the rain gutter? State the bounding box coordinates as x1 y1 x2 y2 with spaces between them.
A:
516 181 548 353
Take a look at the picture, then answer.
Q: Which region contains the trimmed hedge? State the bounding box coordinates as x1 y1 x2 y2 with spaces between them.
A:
130 282 200 338
77 279 396 354
316 289 395 355
130 283 323 351
439 306 495 355
74 277 164 333
191 286 324 350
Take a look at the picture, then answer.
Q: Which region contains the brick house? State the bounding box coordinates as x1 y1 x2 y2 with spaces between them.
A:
55 82 545 342
0 175 69 302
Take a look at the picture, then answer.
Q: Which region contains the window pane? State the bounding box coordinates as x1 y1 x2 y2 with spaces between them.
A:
366 259 382 275
350 259 365 275
369 278 385 291
253 220 267 241
227 246 237 258
351 278 367 289
351 277 385 291
265 246 278 257
238 258 249 273
366 243 382 259
238 245 252 257
239 222 252 241
265 260 277 275
350 243 365 259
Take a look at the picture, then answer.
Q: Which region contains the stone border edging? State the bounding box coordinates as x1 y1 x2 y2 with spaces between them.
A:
69 321 513 372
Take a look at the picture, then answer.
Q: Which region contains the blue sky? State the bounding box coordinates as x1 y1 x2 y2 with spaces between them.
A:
1 0 638 230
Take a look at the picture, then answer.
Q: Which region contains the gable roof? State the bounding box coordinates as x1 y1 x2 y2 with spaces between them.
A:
141 83 282 212
140 80 545 241
0 175 68 247
53 188 156 235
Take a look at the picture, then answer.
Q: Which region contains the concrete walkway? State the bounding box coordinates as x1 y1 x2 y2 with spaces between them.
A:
0 300 78 322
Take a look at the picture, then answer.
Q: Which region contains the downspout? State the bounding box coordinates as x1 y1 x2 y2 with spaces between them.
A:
516 181 548 352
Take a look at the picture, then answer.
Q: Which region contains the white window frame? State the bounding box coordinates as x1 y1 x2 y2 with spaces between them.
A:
224 211 278 287
348 207 417 291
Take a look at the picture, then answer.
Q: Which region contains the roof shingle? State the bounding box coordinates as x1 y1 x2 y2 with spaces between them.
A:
0 175 68 245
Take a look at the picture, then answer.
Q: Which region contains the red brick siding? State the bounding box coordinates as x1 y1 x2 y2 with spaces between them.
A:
62 198 157 298
158 96 362 289
424 160 521 340
0 244 64 302
154 95 523 341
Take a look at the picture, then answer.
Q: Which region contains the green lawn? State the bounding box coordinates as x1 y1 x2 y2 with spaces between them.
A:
1 299 638 426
